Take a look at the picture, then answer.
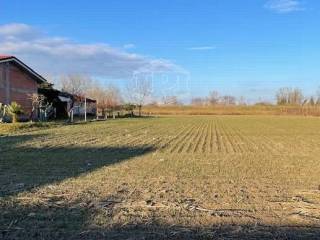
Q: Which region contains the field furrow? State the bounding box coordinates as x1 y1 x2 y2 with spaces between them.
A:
214 120 223 153
173 122 201 153
167 123 200 153
189 122 203 153
219 121 238 153
157 122 194 152
202 120 212 153
227 125 258 153
194 121 210 154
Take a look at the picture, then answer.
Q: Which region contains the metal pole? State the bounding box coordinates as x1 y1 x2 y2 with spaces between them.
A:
84 97 87 122
69 109 73 123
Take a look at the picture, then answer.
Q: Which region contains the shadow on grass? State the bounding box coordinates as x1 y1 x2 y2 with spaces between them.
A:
84 224 320 240
1 135 320 239
0 134 154 197
1 199 320 240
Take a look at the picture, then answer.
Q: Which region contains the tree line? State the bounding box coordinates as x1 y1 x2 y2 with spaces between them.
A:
57 75 320 116
190 88 320 107
275 87 320 106
190 91 242 106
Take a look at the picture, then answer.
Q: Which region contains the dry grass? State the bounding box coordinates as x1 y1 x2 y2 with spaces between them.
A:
0 122 60 135
1 116 320 239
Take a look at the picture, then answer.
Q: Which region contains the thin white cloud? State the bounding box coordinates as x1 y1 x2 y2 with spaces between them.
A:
0 23 185 79
0 23 39 39
188 46 216 51
123 43 136 49
264 0 304 13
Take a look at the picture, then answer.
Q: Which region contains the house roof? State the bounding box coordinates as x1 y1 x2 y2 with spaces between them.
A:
0 55 14 60
38 87 97 103
0 55 47 83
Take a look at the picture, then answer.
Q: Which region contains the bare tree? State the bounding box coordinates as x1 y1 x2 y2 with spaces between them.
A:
276 87 303 105
127 78 152 116
105 85 122 117
208 91 220 105
276 87 290 105
87 84 122 119
220 95 236 106
59 74 93 121
289 88 303 105
87 85 108 118
60 74 92 98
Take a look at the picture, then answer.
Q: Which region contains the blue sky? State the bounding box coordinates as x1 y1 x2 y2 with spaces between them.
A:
1 0 319 103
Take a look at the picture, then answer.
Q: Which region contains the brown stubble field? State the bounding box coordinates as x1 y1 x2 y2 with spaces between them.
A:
1 116 320 239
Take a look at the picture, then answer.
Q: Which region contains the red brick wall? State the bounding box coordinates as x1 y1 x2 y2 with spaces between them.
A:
0 64 6 104
9 64 38 115
0 62 39 116
0 88 5 104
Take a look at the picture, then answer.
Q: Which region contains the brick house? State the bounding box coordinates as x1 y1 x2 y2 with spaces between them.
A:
0 55 47 116
0 55 97 120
